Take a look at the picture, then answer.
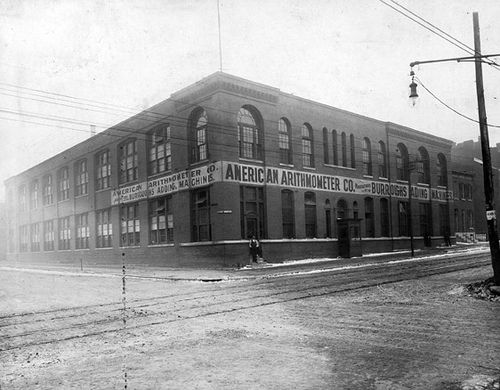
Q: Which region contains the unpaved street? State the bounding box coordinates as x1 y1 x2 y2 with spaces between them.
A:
1 253 499 389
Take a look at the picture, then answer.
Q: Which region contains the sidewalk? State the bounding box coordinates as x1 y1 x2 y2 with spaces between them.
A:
0 243 490 282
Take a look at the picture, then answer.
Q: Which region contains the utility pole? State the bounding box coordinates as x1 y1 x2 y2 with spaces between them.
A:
473 12 500 285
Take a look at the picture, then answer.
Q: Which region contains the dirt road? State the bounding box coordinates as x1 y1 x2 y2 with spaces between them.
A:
1 253 499 389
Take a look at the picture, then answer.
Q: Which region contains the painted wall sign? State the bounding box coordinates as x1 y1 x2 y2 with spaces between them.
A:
111 162 221 205
111 161 453 205
221 161 452 201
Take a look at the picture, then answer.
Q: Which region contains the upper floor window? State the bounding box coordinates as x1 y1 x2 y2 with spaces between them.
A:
417 147 430 184
396 143 409 181
57 167 70 201
350 134 356 169
42 174 54 205
238 107 262 160
96 150 111 190
332 130 338 165
362 137 372 176
323 127 329 165
437 153 448 187
30 180 39 210
119 139 138 184
378 141 387 178
301 123 314 168
75 159 88 196
341 132 347 167
189 109 208 163
278 118 292 165
18 185 27 212
148 125 171 176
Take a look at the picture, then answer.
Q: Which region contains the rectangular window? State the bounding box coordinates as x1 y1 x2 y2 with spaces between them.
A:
75 160 88 196
365 198 375 237
119 139 138 184
58 167 70 201
149 196 173 244
96 150 111 190
19 225 29 252
58 216 71 250
120 203 140 246
30 223 41 252
43 175 54 205
148 125 171 176
378 142 387 178
281 190 295 238
19 185 27 212
75 213 89 249
30 180 39 210
419 203 432 237
439 204 449 237
398 201 409 237
302 139 312 167
44 220 55 251
380 198 390 237
191 189 211 241
304 192 317 238
96 209 113 248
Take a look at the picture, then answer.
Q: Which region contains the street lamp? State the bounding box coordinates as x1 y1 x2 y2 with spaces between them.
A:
409 70 418 107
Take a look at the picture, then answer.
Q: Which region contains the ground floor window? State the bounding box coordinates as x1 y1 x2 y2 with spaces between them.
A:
76 213 89 249
398 201 409 236
19 225 29 252
58 217 71 250
364 197 374 237
149 196 173 244
281 190 295 238
96 209 112 248
419 203 432 237
191 188 211 241
44 220 55 251
30 223 40 252
439 204 450 237
240 186 265 239
120 203 140 246
380 198 390 237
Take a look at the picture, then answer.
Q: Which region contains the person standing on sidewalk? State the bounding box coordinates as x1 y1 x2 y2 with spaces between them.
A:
249 236 260 263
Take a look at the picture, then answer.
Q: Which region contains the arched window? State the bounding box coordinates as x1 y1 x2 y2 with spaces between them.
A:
281 189 295 238
417 147 430 184
304 192 317 237
325 199 332 238
362 137 372 176
278 118 292 165
332 130 338 165
341 132 347 167
380 198 389 236
238 106 262 160
378 141 387 178
189 108 208 163
337 199 348 220
350 134 356 168
302 123 314 168
396 143 409 181
437 153 448 187
365 197 374 237
323 127 329 165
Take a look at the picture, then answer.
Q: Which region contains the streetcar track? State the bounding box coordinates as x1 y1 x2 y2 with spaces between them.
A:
0 255 490 352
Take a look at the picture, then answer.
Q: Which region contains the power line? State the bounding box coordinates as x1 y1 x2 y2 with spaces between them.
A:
415 76 500 129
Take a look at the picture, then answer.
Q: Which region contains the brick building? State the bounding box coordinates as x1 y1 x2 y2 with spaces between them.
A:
4 72 454 267
452 139 500 239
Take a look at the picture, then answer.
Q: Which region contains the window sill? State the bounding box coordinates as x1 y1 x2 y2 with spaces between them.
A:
279 163 294 168
302 166 316 171
238 158 264 164
378 177 388 181
363 175 374 179
148 243 175 247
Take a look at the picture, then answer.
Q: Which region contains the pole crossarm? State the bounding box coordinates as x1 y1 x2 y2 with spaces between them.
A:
410 53 500 68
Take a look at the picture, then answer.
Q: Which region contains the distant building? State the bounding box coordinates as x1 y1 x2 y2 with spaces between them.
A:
0 203 6 260
4 72 454 267
452 139 500 240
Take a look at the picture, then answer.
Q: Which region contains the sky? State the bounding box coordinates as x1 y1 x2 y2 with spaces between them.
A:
1 0 500 201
